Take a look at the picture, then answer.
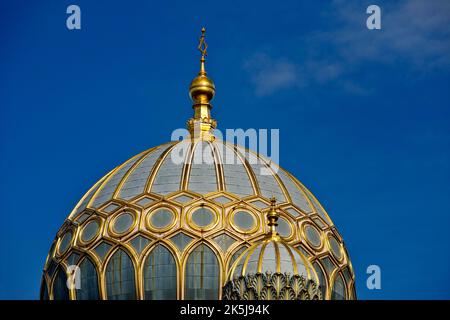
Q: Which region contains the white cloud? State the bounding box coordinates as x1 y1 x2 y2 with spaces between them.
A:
244 54 299 96
245 0 450 96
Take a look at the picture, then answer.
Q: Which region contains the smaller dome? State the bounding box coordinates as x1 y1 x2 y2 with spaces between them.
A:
222 198 323 300
227 237 316 281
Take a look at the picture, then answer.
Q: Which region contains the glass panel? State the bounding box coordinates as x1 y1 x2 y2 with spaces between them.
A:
320 256 335 276
313 217 326 229
47 260 57 278
331 274 346 300
233 211 255 231
277 169 312 213
103 203 120 213
185 244 219 300
119 146 167 200
278 245 294 274
67 252 80 266
212 234 236 252
313 261 327 297
188 142 218 194
129 236 150 254
250 200 269 209
105 249 136 300
329 236 342 260
173 195 194 203
277 218 291 238
94 242 112 261
91 155 142 208
286 208 300 217
228 246 247 272
245 244 263 275
237 148 286 202
76 258 99 300
296 245 311 258
151 142 187 195
261 243 277 273
291 249 308 277
53 267 69 300
305 224 321 248
342 266 352 285
81 220 99 242
113 213 134 234
216 142 254 197
191 207 214 228
150 208 174 229
76 213 90 224
136 197 153 206
211 196 232 204
58 232 72 254
169 232 194 252
144 245 177 300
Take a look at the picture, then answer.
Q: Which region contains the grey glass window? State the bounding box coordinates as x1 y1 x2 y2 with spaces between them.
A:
76 258 99 300
53 267 69 300
94 242 112 261
212 234 236 252
331 274 346 300
58 232 72 254
191 207 215 228
129 236 150 254
185 244 219 300
113 213 134 234
105 249 136 300
136 197 154 206
173 195 194 203
260 243 276 273
233 211 255 231
228 246 247 272
144 245 177 300
313 261 327 298
277 218 292 238
169 232 194 252
329 236 342 260
320 256 336 276
150 208 174 229
103 203 120 213
81 220 99 242
212 196 232 204
305 224 321 248
67 252 80 266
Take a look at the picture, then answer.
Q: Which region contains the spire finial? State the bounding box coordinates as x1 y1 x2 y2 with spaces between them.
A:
198 27 207 75
187 27 217 140
267 197 280 236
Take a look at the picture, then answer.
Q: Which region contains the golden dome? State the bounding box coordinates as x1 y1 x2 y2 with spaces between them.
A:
40 28 356 301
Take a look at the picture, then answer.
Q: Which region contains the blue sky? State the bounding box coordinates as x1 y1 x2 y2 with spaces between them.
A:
1 0 449 299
